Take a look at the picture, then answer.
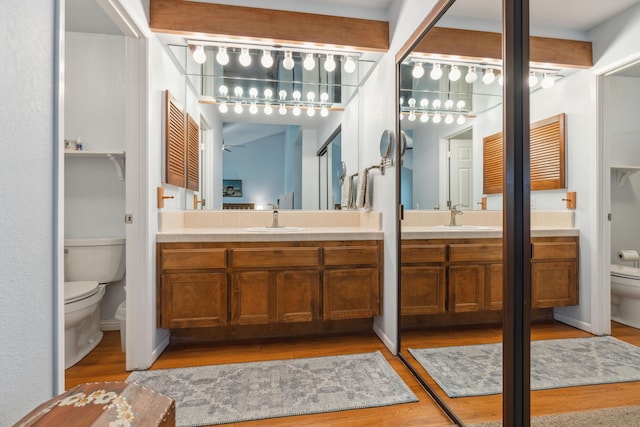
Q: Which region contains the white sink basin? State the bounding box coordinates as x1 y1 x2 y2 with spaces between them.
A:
434 225 493 230
245 226 305 233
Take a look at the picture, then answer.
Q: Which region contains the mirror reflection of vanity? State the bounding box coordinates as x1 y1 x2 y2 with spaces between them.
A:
396 0 589 424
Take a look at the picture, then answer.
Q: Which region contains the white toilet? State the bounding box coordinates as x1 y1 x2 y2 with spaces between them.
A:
610 263 640 329
64 237 125 369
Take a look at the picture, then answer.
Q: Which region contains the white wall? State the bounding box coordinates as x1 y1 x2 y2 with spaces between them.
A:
0 1 57 424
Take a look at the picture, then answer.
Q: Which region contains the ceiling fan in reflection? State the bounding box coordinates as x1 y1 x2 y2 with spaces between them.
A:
222 141 245 152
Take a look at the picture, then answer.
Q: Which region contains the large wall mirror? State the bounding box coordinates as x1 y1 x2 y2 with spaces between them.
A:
164 41 378 210
397 0 596 424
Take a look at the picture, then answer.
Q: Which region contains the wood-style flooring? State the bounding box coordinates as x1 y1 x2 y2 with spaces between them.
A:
65 321 640 426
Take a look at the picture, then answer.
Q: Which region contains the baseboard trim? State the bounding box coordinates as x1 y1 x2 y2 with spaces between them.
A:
101 319 121 331
553 311 594 334
373 323 396 355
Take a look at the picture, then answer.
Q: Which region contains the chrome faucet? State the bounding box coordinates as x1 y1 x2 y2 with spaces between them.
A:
269 204 280 228
449 204 463 226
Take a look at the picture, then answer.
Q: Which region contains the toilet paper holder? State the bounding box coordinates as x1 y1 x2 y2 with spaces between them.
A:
617 249 640 267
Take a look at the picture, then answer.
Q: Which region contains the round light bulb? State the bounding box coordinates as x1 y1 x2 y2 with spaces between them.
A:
303 53 315 71
279 90 287 100
482 68 496 85
264 88 273 99
324 54 336 72
456 114 466 125
261 50 273 68
320 92 329 103
456 100 466 109
249 87 258 98
399 97 404 106
343 56 356 74
234 86 243 97
218 102 228 114
430 63 443 80
239 48 252 67
282 51 295 70
420 113 429 123
408 98 416 107
264 103 273 115
279 104 287 115
191 45 206 64
234 102 243 114
445 114 454 124
498 74 504 86
432 99 442 109
218 85 228 96
216 47 229 65
412 62 425 79
293 105 301 116
292 90 301 101
465 66 477 84
420 98 429 108
320 106 329 117
444 99 454 109
408 111 416 122
307 106 315 117
249 103 258 114
448 65 461 81
541 73 555 89
306 91 316 102
432 112 442 124
529 71 539 87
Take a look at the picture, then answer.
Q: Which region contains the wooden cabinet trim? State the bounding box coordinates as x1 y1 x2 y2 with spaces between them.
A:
449 243 503 262
402 244 447 264
324 246 379 266
230 247 321 268
160 248 227 270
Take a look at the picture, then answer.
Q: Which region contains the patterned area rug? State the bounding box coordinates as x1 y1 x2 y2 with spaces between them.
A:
127 351 418 426
409 336 640 398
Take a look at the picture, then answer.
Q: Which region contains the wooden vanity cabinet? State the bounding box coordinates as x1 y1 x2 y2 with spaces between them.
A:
157 240 382 331
531 237 579 308
400 244 447 315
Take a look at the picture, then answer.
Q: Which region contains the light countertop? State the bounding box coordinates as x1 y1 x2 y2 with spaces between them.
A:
157 227 384 242
401 226 579 240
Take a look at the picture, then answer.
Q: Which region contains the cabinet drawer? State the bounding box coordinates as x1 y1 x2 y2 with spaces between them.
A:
402 244 446 264
324 246 379 266
161 248 227 270
449 243 502 262
532 241 577 260
231 247 321 268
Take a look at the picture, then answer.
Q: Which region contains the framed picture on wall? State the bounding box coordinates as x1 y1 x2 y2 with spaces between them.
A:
222 179 242 197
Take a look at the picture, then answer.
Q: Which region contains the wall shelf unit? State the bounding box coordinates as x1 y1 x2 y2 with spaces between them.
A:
611 165 640 186
65 150 126 181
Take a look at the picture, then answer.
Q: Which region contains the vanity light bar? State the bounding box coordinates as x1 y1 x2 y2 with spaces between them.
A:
199 97 342 118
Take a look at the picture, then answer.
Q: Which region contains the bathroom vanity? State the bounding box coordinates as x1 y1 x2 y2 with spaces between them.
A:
156 210 383 341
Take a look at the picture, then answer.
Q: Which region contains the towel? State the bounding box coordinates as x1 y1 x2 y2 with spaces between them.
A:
341 178 350 208
356 169 368 209
349 175 358 209
364 172 374 210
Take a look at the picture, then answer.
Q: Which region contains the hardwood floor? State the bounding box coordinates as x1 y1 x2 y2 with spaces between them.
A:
65 321 640 426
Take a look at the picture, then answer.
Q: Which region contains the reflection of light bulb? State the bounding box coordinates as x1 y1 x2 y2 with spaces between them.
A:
465 66 477 83
456 100 466 109
320 106 329 117
261 50 273 68
279 104 287 115
234 86 243 97
457 114 466 125
432 99 442 109
324 54 336 72
408 111 416 122
444 99 454 109
449 65 461 81
218 85 228 96
249 103 258 114
293 105 301 116
432 112 442 123
498 74 504 86
282 51 294 70
343 55 356 73
420 113 429 123
264 88 273 99
482 68 496 84
234 102 243 114
249 87 258 98
408 98 416 107
529 71 539 87
264 103 273 115
239 48 251 67
279 90 287 100
412 62 425 79
420 98 429 108
430 63 443 80
320 92 329 103
306 91 315 102
307 106 315 117
216 46 229 65
303 53 315 71
191 45 206 64
292 90 301 101
218 102 228 113
445 114 454 124
541 73 555 88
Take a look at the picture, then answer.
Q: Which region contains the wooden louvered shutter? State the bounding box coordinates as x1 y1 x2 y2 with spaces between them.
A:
186 114 200 191
165 91 186 187
482 113 566 194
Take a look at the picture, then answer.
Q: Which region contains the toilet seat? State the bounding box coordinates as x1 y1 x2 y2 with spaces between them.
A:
65 281 100 304
611 264 640 280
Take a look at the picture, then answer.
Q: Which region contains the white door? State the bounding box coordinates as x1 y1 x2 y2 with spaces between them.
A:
449 138 473 209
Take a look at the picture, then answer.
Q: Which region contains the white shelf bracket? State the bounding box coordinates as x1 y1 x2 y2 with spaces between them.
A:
108 153 126 181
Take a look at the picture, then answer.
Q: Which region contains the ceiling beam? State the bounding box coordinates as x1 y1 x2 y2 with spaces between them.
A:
414 27 592 68
149 0 389 52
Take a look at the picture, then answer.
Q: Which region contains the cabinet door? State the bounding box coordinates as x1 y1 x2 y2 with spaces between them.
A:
449 265 485 312
160 272 227 329
401 266 446 315
486 263 503 310
323 268 380 320
230 271 277 325
532 261 578 308
277 270 320 323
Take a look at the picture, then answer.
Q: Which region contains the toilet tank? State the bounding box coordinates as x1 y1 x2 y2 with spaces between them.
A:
64 237 125 283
